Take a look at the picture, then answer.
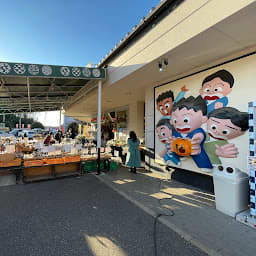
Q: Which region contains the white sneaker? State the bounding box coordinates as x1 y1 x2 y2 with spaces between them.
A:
166 160 173 166
201 168 213 173
166 160 181 166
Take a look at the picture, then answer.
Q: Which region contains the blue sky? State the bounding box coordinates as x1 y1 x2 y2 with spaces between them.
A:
0 0 160 67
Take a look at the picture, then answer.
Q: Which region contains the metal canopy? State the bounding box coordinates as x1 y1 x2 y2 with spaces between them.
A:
0 61 106 114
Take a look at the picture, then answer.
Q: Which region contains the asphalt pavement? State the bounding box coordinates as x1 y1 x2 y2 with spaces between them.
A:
0 175 206 256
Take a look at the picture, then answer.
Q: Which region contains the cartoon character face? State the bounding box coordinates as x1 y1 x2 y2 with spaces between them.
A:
156 125 172 144
207 117 244 140
171 108 207 134
157 98 173 116
200 77 232 101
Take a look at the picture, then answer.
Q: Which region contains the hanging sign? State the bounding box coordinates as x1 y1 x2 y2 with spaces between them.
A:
0 61 106 79
83 125 87 135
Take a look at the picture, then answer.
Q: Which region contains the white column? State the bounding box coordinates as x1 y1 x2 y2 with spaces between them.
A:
19 114 21 128
97 80 102 149
145 87 155 149
59 110 61 128
128 101 145 139
27 77 31 112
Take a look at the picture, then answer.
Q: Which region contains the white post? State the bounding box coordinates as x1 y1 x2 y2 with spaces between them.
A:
27 77 31 112
19 114 21 128
97 80 102 149
59 109 61 128
97 80 102 174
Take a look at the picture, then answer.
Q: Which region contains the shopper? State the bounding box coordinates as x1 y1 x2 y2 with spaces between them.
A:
55 130 63 143
44 132 55 145
66 127 76 139
126 131 141 173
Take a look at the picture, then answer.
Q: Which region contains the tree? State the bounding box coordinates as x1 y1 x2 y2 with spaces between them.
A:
31 121 44 129
1 114 19 130
1 114 44 130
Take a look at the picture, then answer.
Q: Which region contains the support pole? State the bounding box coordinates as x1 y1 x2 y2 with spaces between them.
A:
19 114 21 129
97 80 102 175
27 77 31 112
59 109 61 129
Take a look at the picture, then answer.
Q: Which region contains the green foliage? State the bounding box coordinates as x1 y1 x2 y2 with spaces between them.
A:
31 121 44 129
0 114 19 129
0 114 42 130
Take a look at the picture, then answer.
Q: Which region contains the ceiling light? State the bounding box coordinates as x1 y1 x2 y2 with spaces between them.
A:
158 62 163 72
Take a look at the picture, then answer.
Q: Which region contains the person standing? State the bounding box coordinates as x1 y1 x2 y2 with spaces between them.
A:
44 132 55 145
126 131 141 173
55 130 63 144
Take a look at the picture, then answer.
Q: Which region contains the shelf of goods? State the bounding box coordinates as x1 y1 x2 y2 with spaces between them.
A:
23 155 81 183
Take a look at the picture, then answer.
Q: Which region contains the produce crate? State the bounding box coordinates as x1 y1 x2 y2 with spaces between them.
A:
0 158 22 168
100 161 105 170
45 158 65 165
82 161 97 173
24 159 44 167
64 155 81 163
109 161 118 171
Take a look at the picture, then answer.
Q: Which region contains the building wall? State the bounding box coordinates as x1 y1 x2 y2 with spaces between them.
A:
145 87 154 149
153 53 256 176
128 102 145 139
105 0 255 87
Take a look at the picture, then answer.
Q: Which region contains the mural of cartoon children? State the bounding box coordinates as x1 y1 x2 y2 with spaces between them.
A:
200 69 234 115
156 85 188 120
170 95 213 171
204 107 249 166
156 119 180 166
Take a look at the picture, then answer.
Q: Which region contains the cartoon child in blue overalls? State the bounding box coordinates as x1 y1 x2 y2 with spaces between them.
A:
170 95 213 171
199 69 234 115
156 119 180 166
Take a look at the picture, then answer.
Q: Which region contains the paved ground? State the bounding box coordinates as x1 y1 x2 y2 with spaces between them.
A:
95 167 256 256
0 175 206 256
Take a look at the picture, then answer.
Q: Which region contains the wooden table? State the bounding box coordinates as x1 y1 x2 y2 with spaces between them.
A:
22 161 81 183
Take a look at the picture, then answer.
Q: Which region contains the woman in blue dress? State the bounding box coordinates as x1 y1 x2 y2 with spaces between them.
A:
127 131 141 173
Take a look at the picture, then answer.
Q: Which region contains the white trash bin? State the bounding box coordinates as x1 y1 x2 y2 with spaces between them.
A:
213 166 249 217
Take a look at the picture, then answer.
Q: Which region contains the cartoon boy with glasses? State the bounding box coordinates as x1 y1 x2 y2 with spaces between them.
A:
200 69 234 115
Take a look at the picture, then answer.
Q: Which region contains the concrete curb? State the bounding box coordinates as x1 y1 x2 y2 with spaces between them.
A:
94 173 222 256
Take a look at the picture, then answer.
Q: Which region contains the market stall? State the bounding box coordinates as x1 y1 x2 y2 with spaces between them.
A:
0 135 114 183
0 60 107 179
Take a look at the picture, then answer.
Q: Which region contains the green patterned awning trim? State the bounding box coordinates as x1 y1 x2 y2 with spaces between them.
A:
0 61 106 79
